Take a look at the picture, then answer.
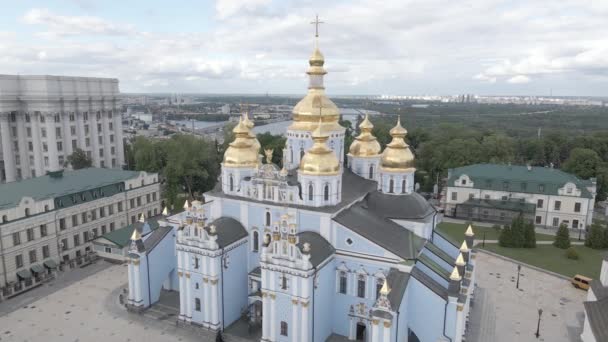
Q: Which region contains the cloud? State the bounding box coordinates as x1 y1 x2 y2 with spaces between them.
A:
507 75 531 84
23 8 136 36
6 1 608 94
215 0 272 19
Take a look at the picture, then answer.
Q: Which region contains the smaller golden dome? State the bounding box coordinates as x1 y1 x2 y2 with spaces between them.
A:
223 118 259 168
309 47 325 68
242 112 261 153
380 117 415 172
349 113 381 157
299 119 341 176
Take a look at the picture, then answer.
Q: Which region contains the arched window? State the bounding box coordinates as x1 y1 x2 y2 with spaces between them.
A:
2 215 7 223
369 165 374 179
300 148 305 159
357 275 366 298
252 231 259 252
265 212 271 226
195 298 201 311
308 184 314 201
324 184 329 201
339 271 347 294
229 175 234 192
24 208 30 217
280 321 288 336
402 179 406 193
389 179 394 193
290 148 294 163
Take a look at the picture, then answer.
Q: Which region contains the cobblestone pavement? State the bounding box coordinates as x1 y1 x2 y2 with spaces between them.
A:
0 264 215 342
466 252 587 342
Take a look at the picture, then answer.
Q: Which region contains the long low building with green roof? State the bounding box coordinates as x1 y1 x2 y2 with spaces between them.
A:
0 167 160 299
444 163 595 229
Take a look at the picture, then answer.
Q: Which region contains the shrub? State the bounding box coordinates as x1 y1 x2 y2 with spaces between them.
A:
565 247 579 260
553 223 571 249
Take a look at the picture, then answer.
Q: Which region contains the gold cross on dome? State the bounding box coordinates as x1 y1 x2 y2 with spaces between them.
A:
310 14 324 38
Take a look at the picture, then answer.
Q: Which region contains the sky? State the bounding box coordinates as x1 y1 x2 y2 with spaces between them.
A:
1 0 607 96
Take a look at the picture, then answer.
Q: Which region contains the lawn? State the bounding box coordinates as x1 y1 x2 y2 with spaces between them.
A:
436 222 563 244
480 244 606 279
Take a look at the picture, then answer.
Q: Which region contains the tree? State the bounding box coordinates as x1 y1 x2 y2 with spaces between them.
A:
563 148 602 180
65 148 92 169
523 220 536 248
585 222 606 249
553 223 571 249
498 224 512 247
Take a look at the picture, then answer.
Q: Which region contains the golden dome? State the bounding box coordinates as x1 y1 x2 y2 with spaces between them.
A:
288 45 343 132
348 113 381 157
299 119 341 175
242 112 261 153
223 118 259 168
380 117 415 172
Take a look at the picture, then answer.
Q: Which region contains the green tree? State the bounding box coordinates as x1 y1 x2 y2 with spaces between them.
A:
498 224 512 247
563 148 602 180
585 222 606 249
65 148 92 169
553 223 571 249
523 220 536 248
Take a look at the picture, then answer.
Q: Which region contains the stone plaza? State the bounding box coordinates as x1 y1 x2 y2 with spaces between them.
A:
0 252 588 342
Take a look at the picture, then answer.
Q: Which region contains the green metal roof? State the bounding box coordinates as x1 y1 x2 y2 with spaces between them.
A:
0 168 142 210
99 217 161 248
448 164 594 199
459 198 536 213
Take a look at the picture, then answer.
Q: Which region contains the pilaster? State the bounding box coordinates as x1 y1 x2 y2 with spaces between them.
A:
44 112 60 171
0 112 16 182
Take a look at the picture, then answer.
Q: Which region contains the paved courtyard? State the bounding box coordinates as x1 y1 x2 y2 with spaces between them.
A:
467 251 587 342
0 263 214 342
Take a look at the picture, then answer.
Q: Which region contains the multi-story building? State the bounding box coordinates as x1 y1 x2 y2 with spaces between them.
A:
445 164 596 229
0 75 125 183
0 168 160 299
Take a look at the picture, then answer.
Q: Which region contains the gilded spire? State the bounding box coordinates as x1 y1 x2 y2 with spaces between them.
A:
379 280 390 296
380 116 415 172
349 113 381 157
450 266 462 281
460 240 470 253
130 228 142 241
455 253 466 266
162 206 168 216
138 213 145 223
465 224 475 237
299 118 340 175
183 200 190 210
289 15 342 132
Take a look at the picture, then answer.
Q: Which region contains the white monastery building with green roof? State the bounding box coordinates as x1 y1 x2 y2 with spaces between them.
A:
445 163 596 229
0 167 160 299
0 75 125 183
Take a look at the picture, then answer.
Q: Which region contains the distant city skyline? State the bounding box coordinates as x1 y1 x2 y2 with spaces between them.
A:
1 0 607 96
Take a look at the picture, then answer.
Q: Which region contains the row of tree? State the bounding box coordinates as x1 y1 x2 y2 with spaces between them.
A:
498 215 537 248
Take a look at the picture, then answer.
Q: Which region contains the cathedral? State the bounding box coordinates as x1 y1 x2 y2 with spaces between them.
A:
126 28 476 342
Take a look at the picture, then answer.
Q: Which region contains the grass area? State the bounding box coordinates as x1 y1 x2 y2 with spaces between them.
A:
480 244 606 279
436 222 562 244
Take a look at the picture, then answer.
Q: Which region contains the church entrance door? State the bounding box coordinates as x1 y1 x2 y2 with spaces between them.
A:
356 323 366 341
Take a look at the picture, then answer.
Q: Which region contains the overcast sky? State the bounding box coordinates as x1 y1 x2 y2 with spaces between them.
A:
1 0 607 96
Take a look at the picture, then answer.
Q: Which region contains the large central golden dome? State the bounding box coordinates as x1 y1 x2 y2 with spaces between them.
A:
380 117 415 172
289 46 343 132
242 112 261 153
348 113 381 157
299 119 341 175
223 118 259 168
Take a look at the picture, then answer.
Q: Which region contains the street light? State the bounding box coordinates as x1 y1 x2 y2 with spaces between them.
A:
535 308 543 338
483 231 486 247
516 264 522 289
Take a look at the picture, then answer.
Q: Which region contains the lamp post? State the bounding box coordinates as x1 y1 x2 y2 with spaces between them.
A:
535 308 543 338
483 231 486 247
516 264 521 289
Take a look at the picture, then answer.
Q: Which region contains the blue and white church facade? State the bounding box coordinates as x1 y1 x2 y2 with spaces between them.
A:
126 31 477 342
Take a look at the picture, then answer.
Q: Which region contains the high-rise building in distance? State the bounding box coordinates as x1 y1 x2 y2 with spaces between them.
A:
0 75 125 183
